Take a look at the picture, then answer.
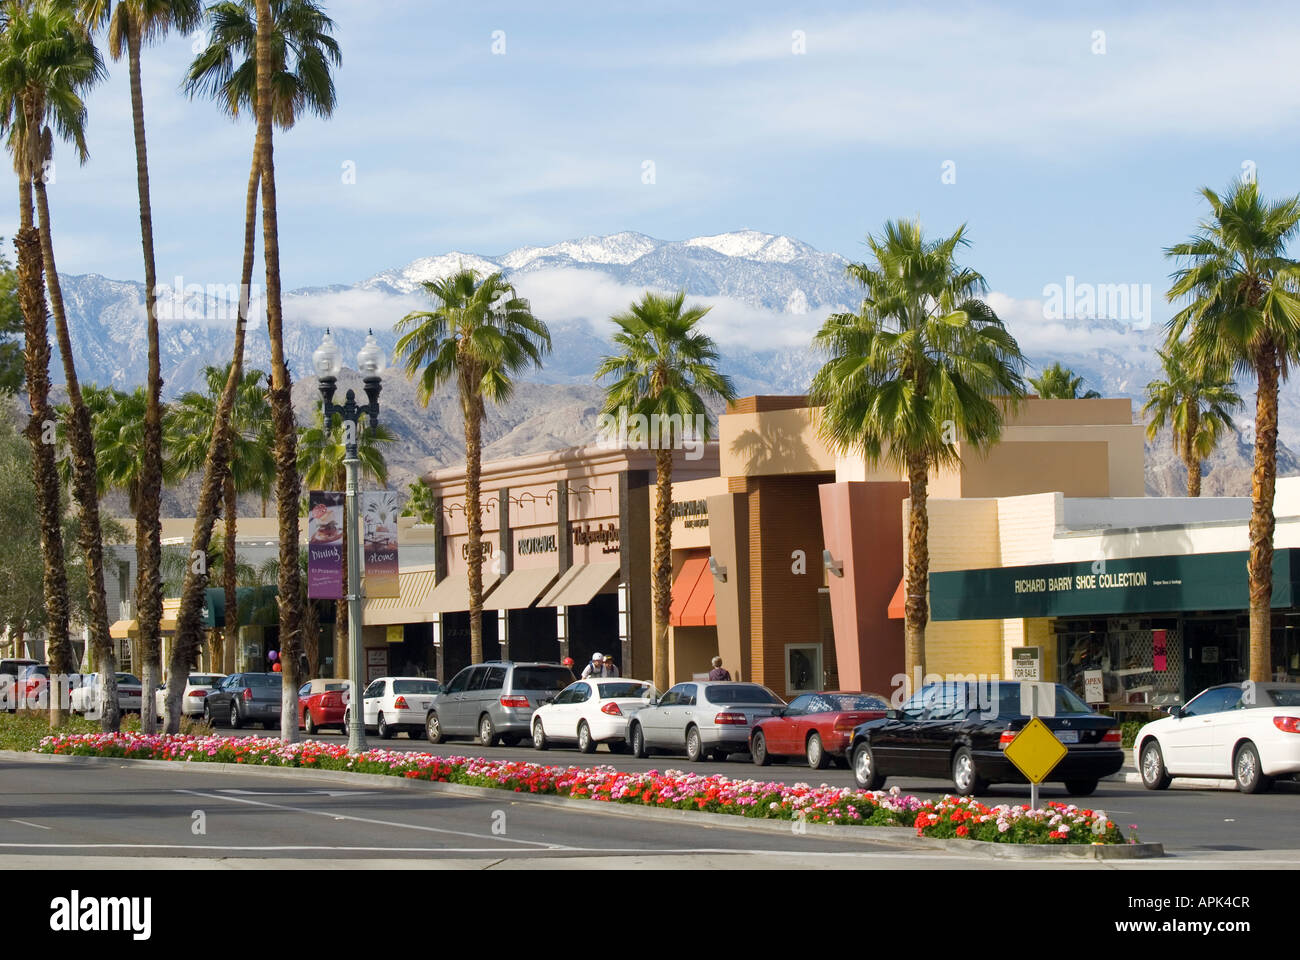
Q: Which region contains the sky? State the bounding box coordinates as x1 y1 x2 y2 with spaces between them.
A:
14 0 1300 337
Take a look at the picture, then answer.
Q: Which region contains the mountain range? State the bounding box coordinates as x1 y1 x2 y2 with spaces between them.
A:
46 229 1300 505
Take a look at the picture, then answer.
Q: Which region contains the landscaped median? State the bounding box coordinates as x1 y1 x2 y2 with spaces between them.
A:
31 731 1154 853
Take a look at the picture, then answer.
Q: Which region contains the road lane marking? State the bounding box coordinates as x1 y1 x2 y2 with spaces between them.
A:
217 789 377 797
173 788 573 850
8 820 50 830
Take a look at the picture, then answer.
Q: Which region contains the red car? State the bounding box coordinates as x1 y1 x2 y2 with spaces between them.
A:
750 691 890 769
297 678 351 735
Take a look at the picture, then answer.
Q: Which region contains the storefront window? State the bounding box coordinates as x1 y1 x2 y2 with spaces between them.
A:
1057 618 1184 711
785 644 822 695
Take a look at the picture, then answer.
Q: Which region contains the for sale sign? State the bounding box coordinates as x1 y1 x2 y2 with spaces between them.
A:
1011 646 1042 681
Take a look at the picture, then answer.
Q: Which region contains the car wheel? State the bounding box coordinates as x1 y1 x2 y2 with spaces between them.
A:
532 718 549 750
751 730 771 766
229 702 243 730
629 722 648 758
1064 779 1099 797
1234 741 1273 794
203 703 213 726
378 713 392 740
426 711 444 744
478 713 497 747
577 721 596 754
951 747 986 796
852 742 885 790
685 725 704 762
1139 739 1172 790
806 732 830 770
304 710 316 736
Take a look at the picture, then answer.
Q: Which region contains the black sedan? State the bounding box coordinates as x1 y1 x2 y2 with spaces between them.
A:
847 681 1124 797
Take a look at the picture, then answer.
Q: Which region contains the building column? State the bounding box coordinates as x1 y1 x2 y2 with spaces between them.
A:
556 605 569 664
497 608 509 661
433 614 445 681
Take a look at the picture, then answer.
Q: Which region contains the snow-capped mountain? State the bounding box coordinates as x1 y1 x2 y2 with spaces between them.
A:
43 229 1300 499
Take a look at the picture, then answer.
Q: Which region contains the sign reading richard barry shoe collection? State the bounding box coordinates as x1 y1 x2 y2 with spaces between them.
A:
929 549 1300 622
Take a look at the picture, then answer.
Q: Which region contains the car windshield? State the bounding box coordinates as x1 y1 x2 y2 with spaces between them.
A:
245 674 282 687
994 683 1093 716
597 681 653 699
512 667 572 692
189 675 222 686
1265 688 1300 707
825 694 889 711
706 684 783 705
116 674 141 685
393 680 442 695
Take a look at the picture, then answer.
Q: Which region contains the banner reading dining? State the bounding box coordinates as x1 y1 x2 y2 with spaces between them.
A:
307 491 345 599
362 490 400 598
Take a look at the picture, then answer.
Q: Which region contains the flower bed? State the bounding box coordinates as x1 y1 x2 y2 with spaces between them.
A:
34 733 1130 845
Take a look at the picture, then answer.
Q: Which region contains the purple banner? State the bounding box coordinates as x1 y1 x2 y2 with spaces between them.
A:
362 491 400 598
307 491 345 599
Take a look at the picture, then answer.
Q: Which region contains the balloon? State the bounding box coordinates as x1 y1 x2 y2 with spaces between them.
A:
272 662 282 672
267 650 279 662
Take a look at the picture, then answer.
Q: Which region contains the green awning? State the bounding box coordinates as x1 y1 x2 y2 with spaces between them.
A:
929 549 1300 622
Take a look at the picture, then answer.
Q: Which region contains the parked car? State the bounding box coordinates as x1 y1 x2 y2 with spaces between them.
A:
1 659 39 713
531 678 657 753
298 678 351 735
155 673 227 720
847 681 1124 797
70 673 143 715
348 676 442 739
627 681 786 761
1134 682 1300 793
750 691 890 768
425 661 573 746
203 672 283 729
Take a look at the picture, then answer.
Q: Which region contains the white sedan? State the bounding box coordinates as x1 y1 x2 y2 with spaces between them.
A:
1135 682 1300 793
354 676 444 739
70 673 142 715
155 673 227 720
531 678 657 753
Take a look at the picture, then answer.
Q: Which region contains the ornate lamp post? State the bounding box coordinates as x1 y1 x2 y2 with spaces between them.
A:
313 328 386 754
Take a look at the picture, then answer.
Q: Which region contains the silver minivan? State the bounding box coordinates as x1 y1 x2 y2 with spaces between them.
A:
426 661 574 746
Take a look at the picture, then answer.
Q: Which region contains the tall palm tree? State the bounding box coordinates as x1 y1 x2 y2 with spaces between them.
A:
0 0 119 729
1029 361 1102 399
1166 180 1300 683
168 0 339 736
394 269 551 665
809 220 1027 686
1142 338 1242 497
75 0 203 735
170 364 273 673
297 405 392 679
595 291 735 692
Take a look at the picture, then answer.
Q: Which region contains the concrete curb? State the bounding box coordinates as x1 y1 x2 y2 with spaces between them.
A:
4 749 1164 860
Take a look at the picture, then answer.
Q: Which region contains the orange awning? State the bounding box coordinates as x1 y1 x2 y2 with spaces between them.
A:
887 577 907 620
670 555 716 627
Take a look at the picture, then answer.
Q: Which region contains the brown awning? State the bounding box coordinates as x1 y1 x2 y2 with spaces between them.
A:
488 566 560 610
539 562 620 608
365 567 440 625
110 619 138 640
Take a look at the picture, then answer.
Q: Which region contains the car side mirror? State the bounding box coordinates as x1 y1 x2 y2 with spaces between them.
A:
540 697 554 706
885 709 901 720
1167 705 1184 719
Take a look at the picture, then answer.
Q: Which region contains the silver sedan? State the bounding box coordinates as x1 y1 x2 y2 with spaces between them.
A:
627 681 785 762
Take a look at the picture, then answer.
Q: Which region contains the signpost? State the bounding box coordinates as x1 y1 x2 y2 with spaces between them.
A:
1011 646 1042 681
1006 682 1064 809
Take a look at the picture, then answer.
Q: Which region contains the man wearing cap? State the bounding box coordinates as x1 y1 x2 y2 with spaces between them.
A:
581 652 620 678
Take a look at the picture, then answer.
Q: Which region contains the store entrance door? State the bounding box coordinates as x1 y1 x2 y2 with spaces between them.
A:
1183 618 1242 695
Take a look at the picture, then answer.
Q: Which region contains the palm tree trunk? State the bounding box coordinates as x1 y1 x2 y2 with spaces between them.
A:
1184 407 1202 498
904 454 930 689
256 0 303 740
33 174 118 732
1247 347 1279 684
126 30 166 736
222 475 238 679
652 448 673 693
15 181 69 729
163 153 259 732
464 394 484 664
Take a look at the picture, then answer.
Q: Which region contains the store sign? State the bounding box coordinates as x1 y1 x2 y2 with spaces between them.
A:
929 549 1300 622
1084 670 1105 703
671 498 709 529
518 533 557 556
573 522 620 554
1153 629 1168 672
1011 646 1042 681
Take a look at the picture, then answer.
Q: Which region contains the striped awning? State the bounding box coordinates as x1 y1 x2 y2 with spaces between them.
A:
364 567 440 625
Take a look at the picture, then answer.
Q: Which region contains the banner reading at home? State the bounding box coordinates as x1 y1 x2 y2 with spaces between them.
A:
362 490 400 598
307 491 344 599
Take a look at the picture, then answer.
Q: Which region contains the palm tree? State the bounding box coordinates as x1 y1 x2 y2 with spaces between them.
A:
168 0 339 736
62 384 180 506
1166 180 1300 683
297 405 392 678
0 0 119 730
170 364 274 673
1142 338 1242 497
1029 361 1102 399
395 269 551 665
809 220 1027 686
595 291 736 692
75 0 203 735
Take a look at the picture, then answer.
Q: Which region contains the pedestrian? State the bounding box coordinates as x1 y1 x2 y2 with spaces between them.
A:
581 652 607 679
707 656 730 681
562 656 576 680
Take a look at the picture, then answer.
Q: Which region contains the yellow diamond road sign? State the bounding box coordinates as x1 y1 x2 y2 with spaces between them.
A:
1003 717 1067 784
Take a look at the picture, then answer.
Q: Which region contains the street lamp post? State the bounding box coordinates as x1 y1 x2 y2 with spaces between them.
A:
313 328 386 755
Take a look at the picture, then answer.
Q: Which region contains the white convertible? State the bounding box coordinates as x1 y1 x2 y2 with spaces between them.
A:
1135 682 1300 793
